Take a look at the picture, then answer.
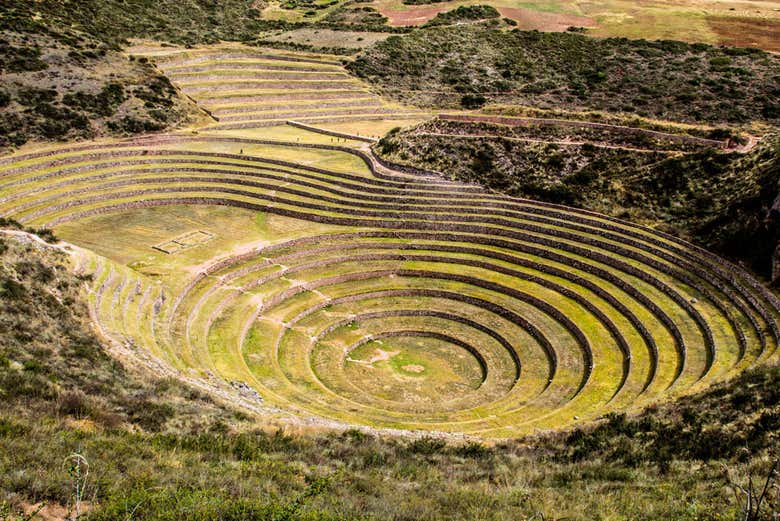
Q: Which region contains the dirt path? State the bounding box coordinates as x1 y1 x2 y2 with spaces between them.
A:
736 134 762 153
438 114 730 148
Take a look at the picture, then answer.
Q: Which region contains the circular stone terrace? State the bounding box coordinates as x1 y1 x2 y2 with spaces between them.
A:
2 47 777 437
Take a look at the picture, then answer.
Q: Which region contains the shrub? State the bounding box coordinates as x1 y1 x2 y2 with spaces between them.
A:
360 448 387 467
107 116 164 133
348 25 780 124
709 56 732 68
63 82 126 117
22 359 43 373
461 93 486 109
453 441 493 459
0 418 29 438
58 390 90 418
16 87 57 106
341 428 370 443
0 369 55 400
405 436 446 455
425 5 500 26
30 228 57 243
0 277 25 300
0 41 47 73
126 399 175 432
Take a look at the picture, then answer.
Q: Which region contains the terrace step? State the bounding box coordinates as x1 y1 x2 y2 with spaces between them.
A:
143 46 424 131
4 132 776 436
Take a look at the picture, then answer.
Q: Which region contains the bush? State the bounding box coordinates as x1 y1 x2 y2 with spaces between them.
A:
30 228 57 243
0 41 47 73
58 390 90 418
347 24 780 124
0 369 56 400
107 116 164 133
360 448 387 467
425 5 500 26
126 399 175 432
0 277 25 300
16 87 57 106
63 82 126 117
0 418 29 438
461 93 486 109
405 436 446 455
709 56 732 68
453 441 493 459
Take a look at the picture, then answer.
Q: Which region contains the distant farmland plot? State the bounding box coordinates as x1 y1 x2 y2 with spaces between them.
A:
370 0 780 51
263 28 394 49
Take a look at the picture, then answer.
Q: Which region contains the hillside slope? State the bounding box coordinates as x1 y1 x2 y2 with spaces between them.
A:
1 0 267 48
348 25 780 125
1 227 779 519
0 0 283 153
0 30 202 153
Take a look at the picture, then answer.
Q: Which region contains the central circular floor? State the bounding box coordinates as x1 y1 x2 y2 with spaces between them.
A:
343 333 487 410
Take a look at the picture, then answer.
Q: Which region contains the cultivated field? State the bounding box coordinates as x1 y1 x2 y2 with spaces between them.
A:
1 122 778 436
263 28 395 50
370 0 780 51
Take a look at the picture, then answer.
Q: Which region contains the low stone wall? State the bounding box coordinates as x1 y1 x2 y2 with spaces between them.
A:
157 51 341 68
221 108 396 124
286 121 377 143
214 100 381 116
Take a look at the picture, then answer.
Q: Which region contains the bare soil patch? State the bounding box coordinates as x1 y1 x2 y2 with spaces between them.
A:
380 4 452 26
497 7 596 32
368 347 399 364
708 15 780 52
21 501 93 520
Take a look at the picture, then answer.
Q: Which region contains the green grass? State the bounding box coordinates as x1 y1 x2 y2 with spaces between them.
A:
0 128 776 437
1 9 780 515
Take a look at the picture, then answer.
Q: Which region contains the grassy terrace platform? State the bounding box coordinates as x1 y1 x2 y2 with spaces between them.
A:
1 125 777 437
135 44 429 133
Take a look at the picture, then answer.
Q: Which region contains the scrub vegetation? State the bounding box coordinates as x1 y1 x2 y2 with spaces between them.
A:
348 24 780 124
0 30 198 153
